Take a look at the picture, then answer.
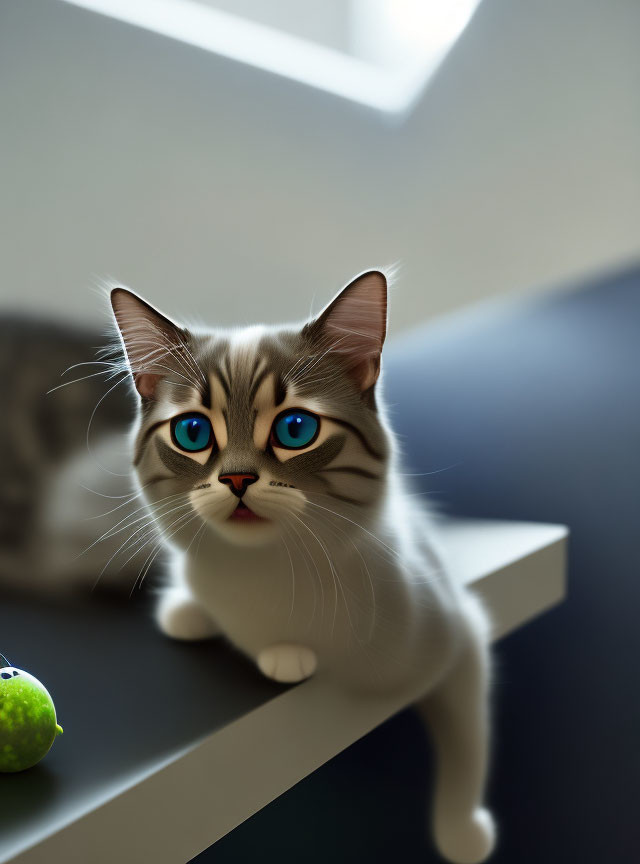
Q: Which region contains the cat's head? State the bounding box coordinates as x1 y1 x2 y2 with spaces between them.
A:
111 271 390 548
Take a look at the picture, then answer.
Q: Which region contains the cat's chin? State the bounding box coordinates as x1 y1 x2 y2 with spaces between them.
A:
208 516 281 547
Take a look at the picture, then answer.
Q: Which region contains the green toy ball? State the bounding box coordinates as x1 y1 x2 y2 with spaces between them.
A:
0 653 63 772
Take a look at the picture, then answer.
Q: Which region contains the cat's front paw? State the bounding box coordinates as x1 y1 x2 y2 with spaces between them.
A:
435 808 496 864
156 588 221 641
257 643 317 683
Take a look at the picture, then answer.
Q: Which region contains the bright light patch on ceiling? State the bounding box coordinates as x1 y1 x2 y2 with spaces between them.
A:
61 0 481 115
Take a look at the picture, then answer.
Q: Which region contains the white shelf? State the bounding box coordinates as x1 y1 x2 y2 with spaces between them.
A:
3 518 567 864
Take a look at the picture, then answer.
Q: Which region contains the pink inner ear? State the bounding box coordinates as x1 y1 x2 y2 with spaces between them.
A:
135 373 162 399
317 272 387 391
351 356 380 392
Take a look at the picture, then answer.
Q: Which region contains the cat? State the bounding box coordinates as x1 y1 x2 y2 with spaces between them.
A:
108 270 496 864
0 315 134 593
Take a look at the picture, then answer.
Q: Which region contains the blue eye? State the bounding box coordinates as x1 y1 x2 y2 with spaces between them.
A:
171 414 213 452
272 410 319 449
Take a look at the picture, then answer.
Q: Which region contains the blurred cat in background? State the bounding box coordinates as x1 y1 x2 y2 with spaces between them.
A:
0 316 134 592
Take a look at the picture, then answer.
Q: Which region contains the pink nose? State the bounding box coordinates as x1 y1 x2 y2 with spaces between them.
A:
218 473 258 497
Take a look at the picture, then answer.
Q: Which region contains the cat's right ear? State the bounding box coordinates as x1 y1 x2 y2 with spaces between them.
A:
110 288 188 400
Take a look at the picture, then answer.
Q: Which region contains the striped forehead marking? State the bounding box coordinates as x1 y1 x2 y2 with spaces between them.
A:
204 339 290 412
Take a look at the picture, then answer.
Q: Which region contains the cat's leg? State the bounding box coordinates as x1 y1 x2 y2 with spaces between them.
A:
156 585 222 641
419 619 495 864
256 643 317 683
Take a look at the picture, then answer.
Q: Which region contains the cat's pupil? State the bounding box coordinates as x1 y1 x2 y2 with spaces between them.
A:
187 420 200 442
288 417 303 438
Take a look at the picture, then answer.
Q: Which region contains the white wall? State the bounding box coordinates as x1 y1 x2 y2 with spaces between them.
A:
0 0 638 336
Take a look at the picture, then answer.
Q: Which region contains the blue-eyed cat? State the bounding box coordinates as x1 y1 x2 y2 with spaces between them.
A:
109 271 496 864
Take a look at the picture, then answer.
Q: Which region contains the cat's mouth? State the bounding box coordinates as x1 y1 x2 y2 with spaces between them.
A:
228 501 268 523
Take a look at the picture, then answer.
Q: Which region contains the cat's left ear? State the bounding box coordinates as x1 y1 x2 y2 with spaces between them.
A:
305 270 387 393
110 288 191 400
